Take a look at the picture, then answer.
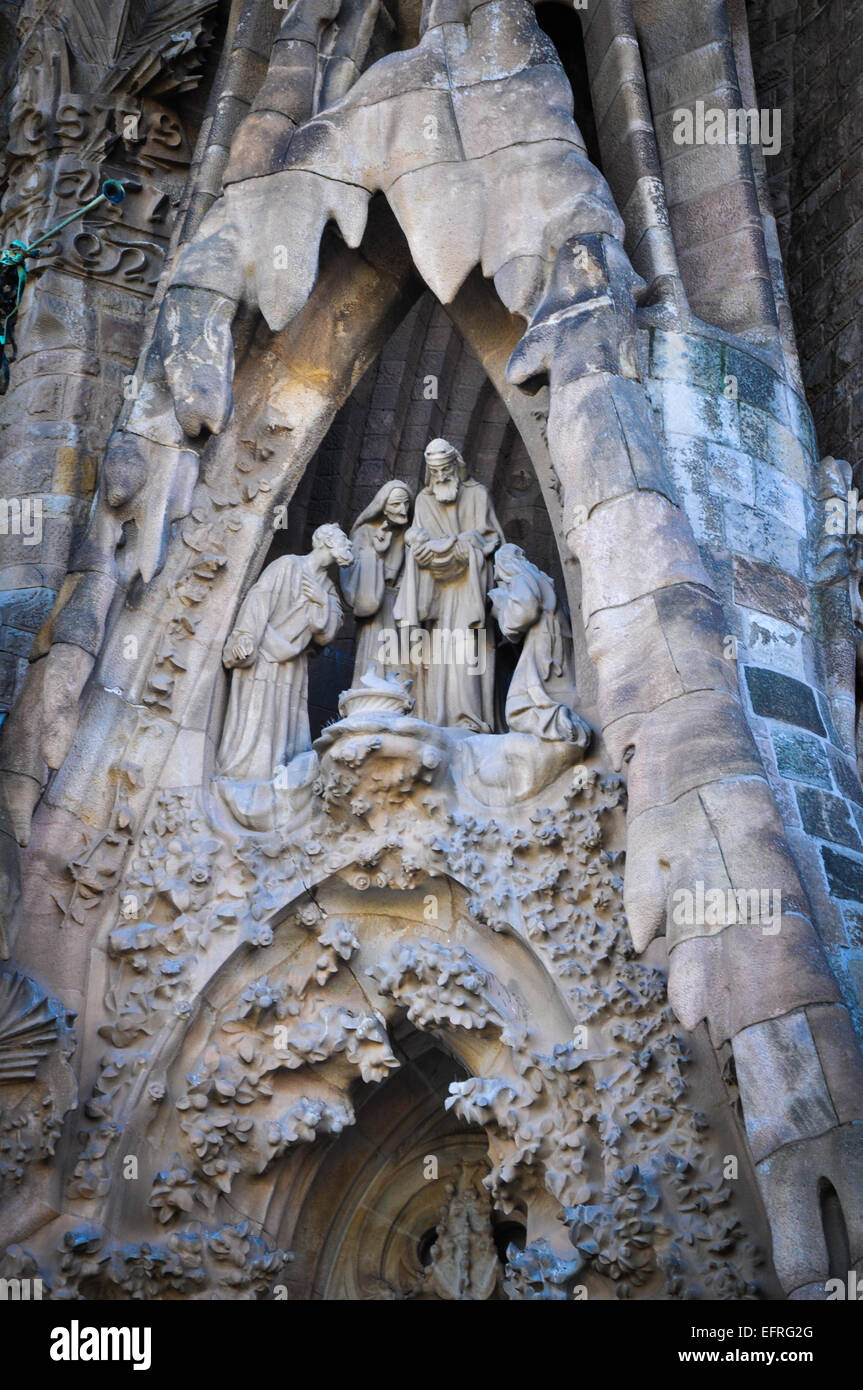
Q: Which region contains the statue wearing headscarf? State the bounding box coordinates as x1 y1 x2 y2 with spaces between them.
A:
489 544 582 742
340 479 412 686
216 523 353 782
395 439 503 731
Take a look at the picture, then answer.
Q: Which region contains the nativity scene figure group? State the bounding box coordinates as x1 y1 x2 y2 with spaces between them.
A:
215 438 582 791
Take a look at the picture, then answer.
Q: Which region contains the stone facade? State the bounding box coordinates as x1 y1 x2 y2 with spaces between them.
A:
748 0 863 467
0 0 860 1303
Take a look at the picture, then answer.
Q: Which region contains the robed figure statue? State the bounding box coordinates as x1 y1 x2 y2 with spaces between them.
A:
489 543 582 742
395 439 503 732
340 480 412 685
217 523 353 782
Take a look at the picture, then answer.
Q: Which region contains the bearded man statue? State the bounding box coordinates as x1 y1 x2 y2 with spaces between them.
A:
395 438 503 731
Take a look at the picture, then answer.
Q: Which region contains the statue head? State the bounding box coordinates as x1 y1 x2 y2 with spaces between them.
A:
382 483 412 526
424 438 466 502
493 542 559 616
350 480 413 536
494 542 529 582
312 522 353 568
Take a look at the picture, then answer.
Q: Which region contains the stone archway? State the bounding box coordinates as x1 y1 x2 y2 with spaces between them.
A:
92 869 582 1256
41 752 773 1300
271 1034 513 1301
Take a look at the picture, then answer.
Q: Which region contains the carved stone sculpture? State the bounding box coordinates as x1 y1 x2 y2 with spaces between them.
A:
340 479 412 684
217 523 352 782
394 439 503 731
0 0 862 1309
425 1171 500 1301
490 542 584 742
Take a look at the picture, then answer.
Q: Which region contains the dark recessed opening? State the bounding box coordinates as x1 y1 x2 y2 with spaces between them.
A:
493 1220 527 1265
818 1178 851 1280
534 2 601 171
417 1226 439 1266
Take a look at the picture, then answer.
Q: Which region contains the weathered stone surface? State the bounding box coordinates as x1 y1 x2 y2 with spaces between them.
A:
623 772 813 960
545 372 671 520
0 826 21 959
667 914 840 1046
745 666 828 737
37 643 96 772
772 729 833 789
829 746 863 806
155 288 238 436
36 571 120 659
795 784 862 851
626 690 763 814
695 777 811 917
733 554 812 629
574 490 710 623
444 0 559 86
732 1010 838 1163
743 610 814 683
807 1003 863 1125
757 1123 863 1294
822 845 863 904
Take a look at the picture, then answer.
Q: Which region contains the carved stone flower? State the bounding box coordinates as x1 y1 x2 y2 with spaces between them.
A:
149 1161 198 1224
